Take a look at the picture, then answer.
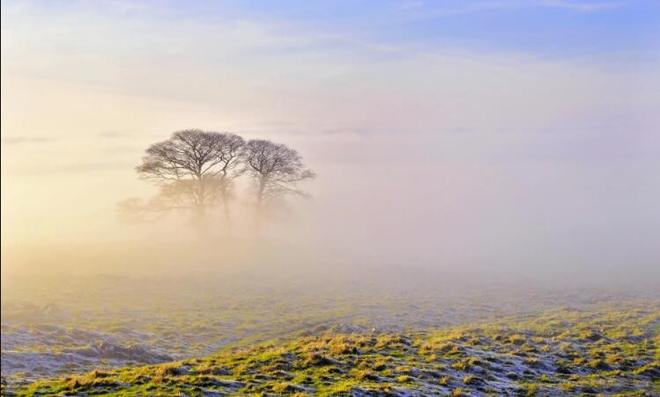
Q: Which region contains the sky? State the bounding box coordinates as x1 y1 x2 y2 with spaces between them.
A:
1 0 659 278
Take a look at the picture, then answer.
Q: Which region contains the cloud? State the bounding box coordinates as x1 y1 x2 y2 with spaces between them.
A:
98 131 127 139
3 161 130 175
393 0 624 20
2 136 53 145
539 0 624 12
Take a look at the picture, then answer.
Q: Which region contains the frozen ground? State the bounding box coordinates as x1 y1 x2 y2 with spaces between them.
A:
8 302 659 396
2 269 657 390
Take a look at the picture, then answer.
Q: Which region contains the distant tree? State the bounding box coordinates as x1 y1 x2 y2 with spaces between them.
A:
133 129 245 225
243 139 315 207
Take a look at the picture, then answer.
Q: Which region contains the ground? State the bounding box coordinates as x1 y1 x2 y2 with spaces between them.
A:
4 301 659 396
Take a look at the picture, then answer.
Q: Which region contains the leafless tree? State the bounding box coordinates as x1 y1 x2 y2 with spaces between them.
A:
133 129 245 226
243 139 315 207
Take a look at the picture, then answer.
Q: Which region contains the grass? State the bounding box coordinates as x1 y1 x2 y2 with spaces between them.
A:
4 302 658 396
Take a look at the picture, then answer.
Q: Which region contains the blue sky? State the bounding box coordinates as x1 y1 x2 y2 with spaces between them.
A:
123 0 660 59
10 0 659 59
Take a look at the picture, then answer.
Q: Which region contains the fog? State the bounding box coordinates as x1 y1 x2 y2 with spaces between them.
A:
3 4 660 391
3 128 659 286
2 1 660 288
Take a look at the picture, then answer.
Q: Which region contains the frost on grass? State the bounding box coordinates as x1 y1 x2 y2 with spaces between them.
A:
6 302 658 396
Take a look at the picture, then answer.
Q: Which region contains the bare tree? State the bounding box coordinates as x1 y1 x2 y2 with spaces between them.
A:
243 139 315 206
133 129 245 226
211 133 245 223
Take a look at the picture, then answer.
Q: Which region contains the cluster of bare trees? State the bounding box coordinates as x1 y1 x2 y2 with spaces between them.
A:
119 129 315 229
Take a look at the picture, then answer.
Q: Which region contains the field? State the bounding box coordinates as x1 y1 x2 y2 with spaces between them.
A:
5 302 659 396
2 268 659 396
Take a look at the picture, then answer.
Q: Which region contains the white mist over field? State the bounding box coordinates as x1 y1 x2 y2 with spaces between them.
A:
2 1 659 285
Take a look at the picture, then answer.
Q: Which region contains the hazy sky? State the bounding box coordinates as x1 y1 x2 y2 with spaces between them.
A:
2 1 659 275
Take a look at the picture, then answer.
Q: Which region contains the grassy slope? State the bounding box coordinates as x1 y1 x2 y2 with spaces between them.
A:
5 302 659 396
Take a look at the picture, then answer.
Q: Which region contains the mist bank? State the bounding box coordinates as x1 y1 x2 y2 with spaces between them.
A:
3 131 658 290
2 237 658 291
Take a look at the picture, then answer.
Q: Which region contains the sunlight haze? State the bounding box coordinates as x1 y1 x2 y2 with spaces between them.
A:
2 2 660 395
3 1 659 282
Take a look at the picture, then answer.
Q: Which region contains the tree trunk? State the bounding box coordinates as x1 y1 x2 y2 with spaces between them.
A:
193 177 208 240
257 178 266 207
254 177 267 237
221 186 233 237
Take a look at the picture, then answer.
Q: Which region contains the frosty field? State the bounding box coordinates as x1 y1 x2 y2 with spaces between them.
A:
2 269 658 396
